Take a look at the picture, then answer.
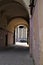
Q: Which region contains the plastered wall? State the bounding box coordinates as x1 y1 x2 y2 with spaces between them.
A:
38 0 43 65
30 1 40 65
31 0 43 65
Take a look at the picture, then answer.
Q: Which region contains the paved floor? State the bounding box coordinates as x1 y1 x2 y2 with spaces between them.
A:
0 45 34 65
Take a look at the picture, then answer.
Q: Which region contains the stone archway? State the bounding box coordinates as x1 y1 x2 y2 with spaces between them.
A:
7 18 28 32
7 18 29 46
15 25 28 45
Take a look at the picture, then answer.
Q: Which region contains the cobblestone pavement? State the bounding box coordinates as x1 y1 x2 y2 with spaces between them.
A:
0 45 34 65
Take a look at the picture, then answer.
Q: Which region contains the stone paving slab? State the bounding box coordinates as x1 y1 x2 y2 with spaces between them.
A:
0 46 34 65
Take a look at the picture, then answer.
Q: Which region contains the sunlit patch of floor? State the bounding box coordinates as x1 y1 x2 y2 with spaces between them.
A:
15 42 29 47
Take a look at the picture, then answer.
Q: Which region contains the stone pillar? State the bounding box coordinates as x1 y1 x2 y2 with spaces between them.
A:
19 27 21 41
15 27 18 42
18 26 19 41
0 29 5 47
8 32 13 46
23 27 27 40
0 14 7 47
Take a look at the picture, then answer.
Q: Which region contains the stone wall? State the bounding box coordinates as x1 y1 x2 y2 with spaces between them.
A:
0 15 7 47
30 1 40 65
8 32 14 46
0 28 14 47
0 14 14 47
38 0 43 65
0 29 7 47
30 0 43 65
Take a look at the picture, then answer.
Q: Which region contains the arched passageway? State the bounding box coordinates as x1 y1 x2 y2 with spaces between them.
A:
14 25 29 47
0 0 29 47
0 16 34 65
7 18 30 47
0 0 41 65
0 0 34 65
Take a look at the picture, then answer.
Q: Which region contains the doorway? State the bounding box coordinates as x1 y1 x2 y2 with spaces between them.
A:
5 34 8 46
13 30 15 44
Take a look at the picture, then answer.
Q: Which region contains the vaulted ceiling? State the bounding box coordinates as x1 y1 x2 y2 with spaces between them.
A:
0 0 30 24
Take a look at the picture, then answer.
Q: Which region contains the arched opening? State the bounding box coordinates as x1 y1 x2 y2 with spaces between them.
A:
7 18 30 47
14 25 29 47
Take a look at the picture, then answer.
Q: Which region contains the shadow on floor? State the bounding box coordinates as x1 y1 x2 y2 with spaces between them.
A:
0 45 29 53
0 45 34 65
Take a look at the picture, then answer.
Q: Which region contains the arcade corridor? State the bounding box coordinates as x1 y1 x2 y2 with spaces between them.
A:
0 0 43 65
